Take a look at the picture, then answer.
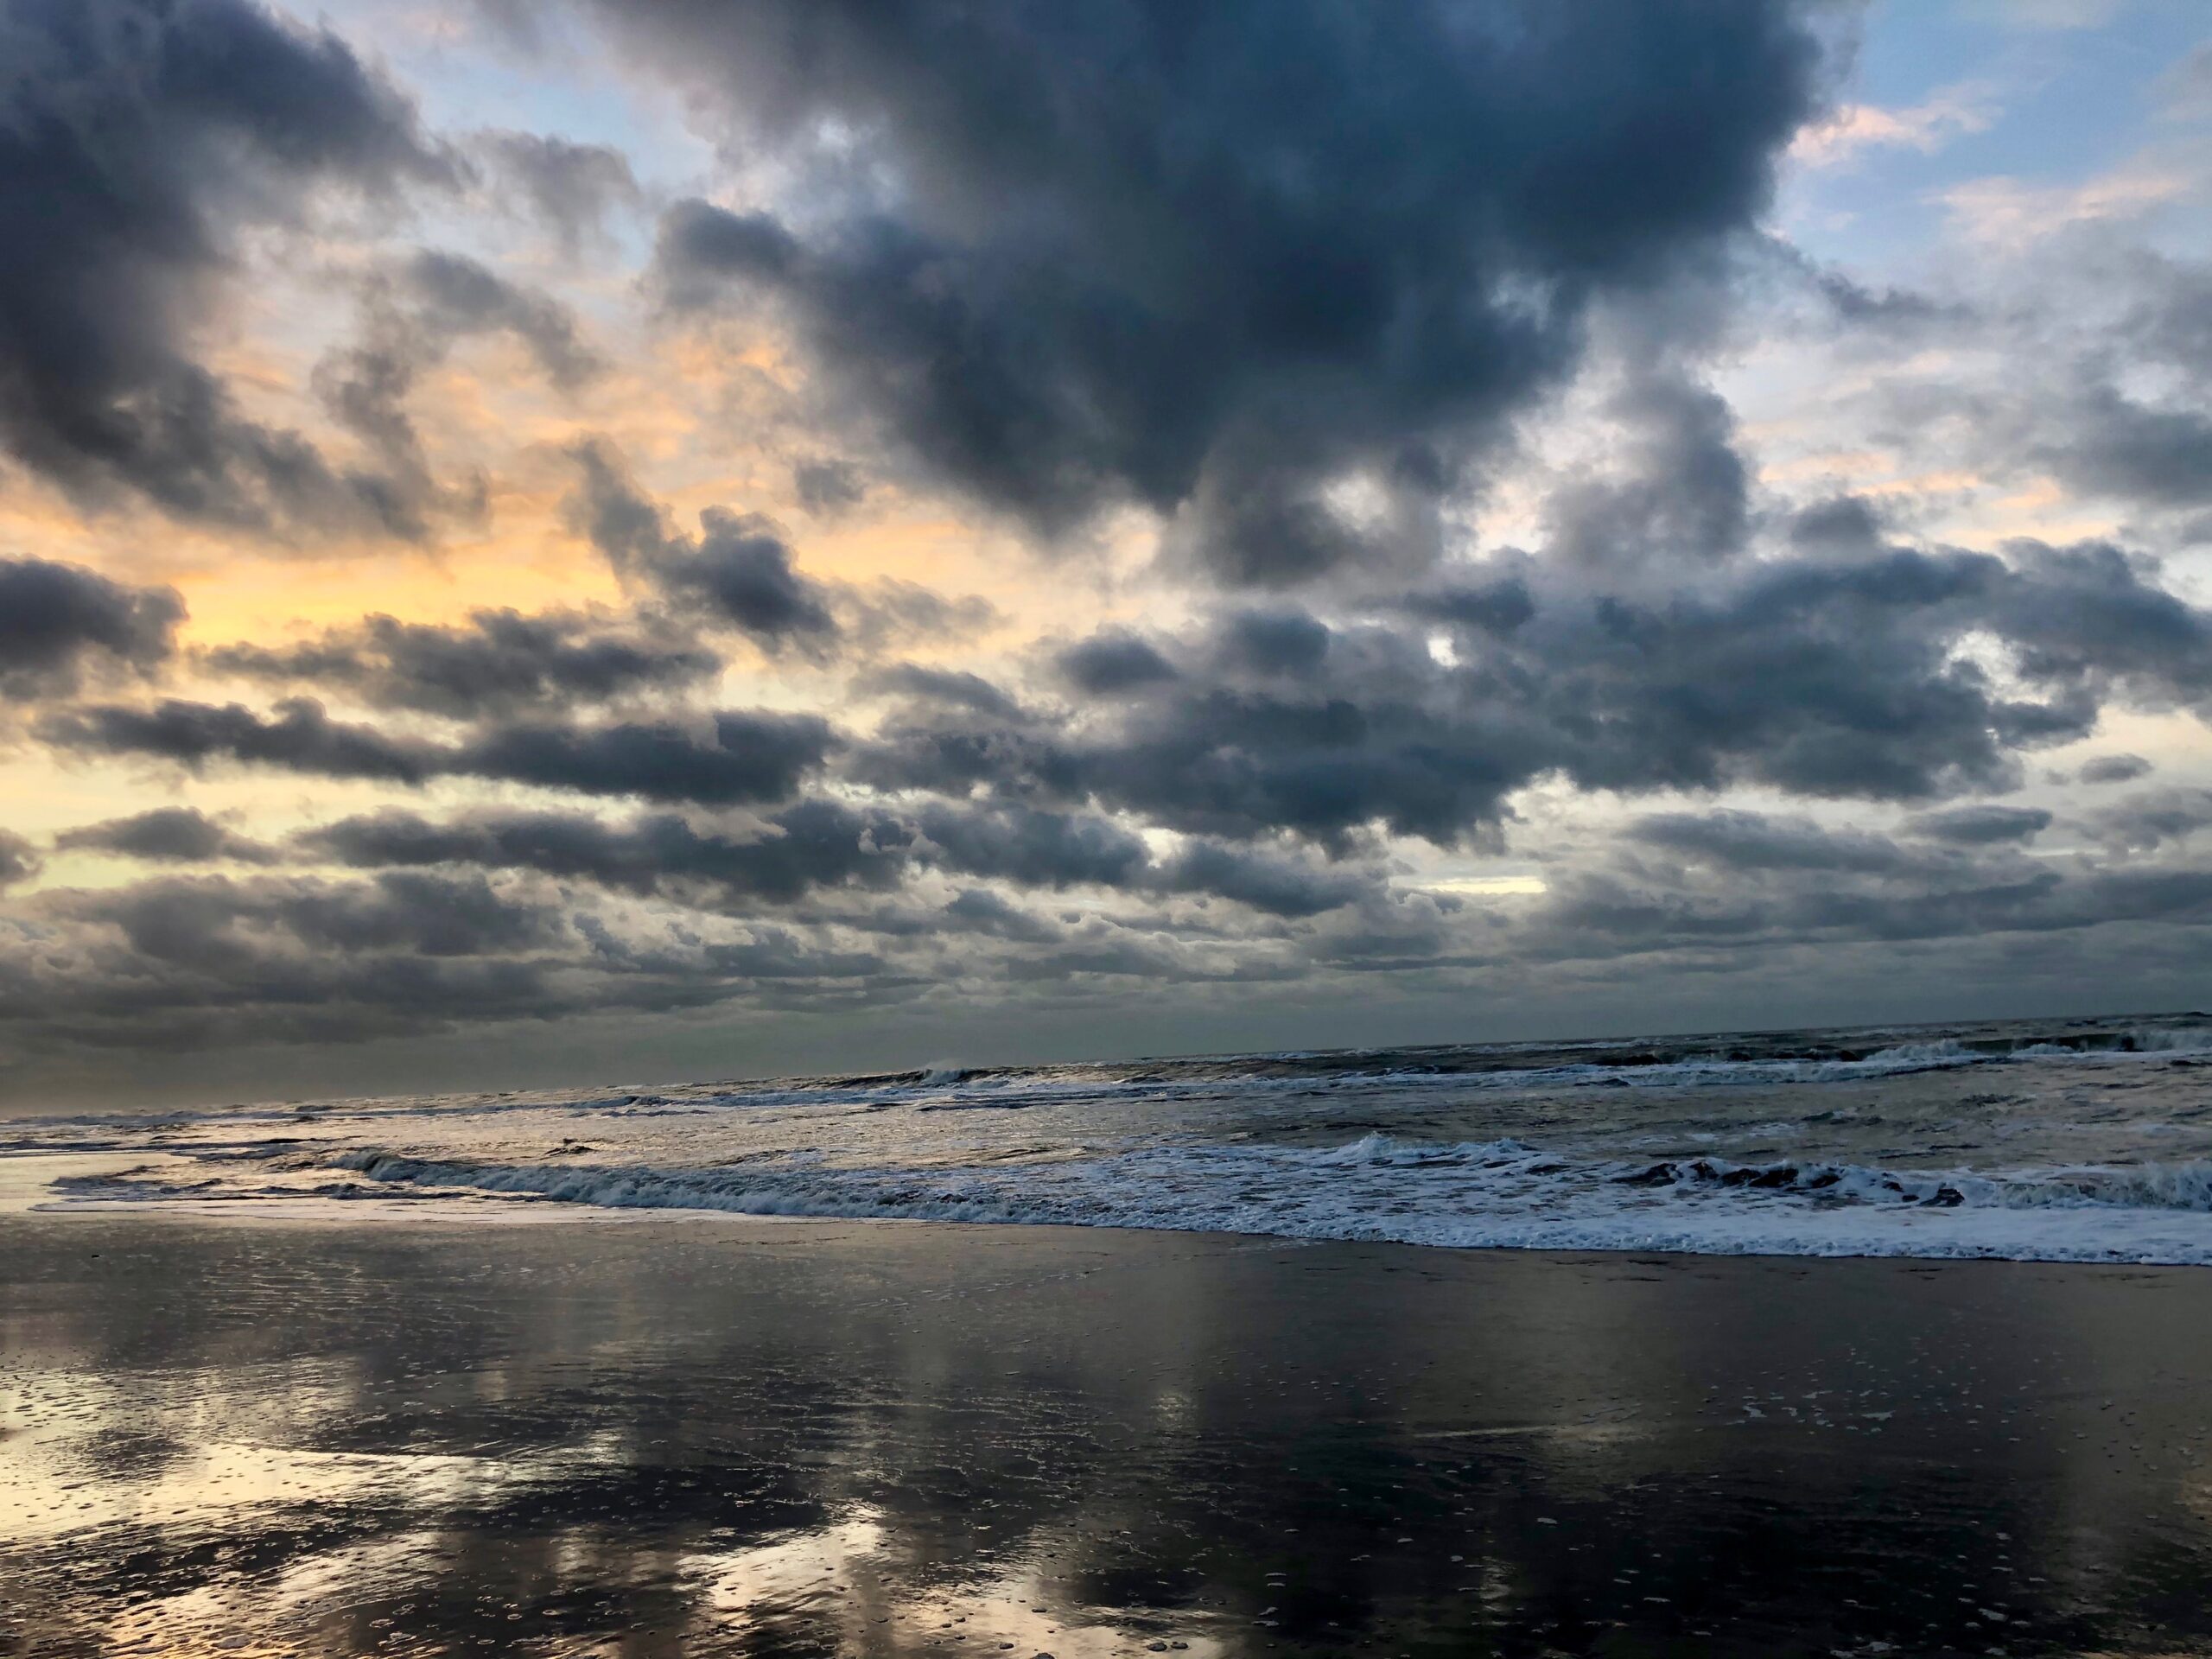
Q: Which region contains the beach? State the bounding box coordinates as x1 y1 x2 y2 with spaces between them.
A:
6 0 2212 1650
7 1192 2212 1656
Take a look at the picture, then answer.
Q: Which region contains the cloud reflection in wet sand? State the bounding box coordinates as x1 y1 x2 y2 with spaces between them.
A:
4 1211 2212 1656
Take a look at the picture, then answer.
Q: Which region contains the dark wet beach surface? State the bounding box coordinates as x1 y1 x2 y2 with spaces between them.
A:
5 1200 2212 1656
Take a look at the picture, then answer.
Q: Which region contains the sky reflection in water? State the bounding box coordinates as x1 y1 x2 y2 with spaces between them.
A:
5 1209 2212 1656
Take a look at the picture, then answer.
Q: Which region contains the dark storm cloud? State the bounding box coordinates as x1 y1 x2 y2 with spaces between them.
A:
1630 810 1912 875
0 557 182 701
630 0 1827 582
1990 255 2212 517
55 807 275 865
7 869 600 1052
271 872 570 958
304 792 1374 920
918 799 1373 915
302 787 1371 929
912 803 1147 891
38 698 836 804
0 0 456 531
39 698 434 785
1151 841 1372 918
1214 611 1333 678
203 609 720 717
1057 632 1178 695
855 540 2212 847
1402 578 1537 636
566 439 840 651
917 801 1374 915
1904 804 2052 846
675 512 840 648
3 857 924 1056
303 799 910 906
455 712 836 804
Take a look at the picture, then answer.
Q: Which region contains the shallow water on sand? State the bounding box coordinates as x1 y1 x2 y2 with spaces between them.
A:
6 1211 2212 1656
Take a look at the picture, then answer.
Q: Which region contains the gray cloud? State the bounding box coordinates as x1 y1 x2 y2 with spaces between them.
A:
629 0 1827 582
942 887 1061 944
1151 841 1372 918
860 664 1024 721
2079 753 2153 785
1630 810 1912 875
858 541 2212 848
2080 789 2212 855
0 0 456 532
792 457 866 514
2045 387 2212 510
202 609 720 717
302 792 1372 922
1057 632 1178 696
0 830 40 890
0 558 182 701
474 130 640 251
912 803 1147 892
401 250 601 390
39 698 433 785
38 699 836 805
313 251 601 537
1904 804 2053 845
567 439 840 652
51 869 566 971
1546 368 1751 573
1527 842 2212 966
55 807 276 865
302 800 910 906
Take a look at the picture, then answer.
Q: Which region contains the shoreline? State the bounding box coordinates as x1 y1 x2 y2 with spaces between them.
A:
14 1148 2212 1269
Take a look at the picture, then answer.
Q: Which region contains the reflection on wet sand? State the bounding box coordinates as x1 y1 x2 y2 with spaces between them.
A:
5 1205 2212 1656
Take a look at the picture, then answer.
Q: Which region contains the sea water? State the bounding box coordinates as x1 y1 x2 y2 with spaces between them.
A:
15 1012 2212 1264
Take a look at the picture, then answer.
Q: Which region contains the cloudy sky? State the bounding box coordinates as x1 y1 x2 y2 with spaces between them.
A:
3 0 2211 1108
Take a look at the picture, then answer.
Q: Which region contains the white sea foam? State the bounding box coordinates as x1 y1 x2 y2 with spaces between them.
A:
308 1135 2212 1266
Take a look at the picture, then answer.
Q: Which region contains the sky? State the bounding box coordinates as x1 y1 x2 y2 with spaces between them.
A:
3 0 2212 1109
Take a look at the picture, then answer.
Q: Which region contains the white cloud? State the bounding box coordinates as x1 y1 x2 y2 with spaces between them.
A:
1934 161 2196 248
1955 0 2130 31
1789 83 2000 168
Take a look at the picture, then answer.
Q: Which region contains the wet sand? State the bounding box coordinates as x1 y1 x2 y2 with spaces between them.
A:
5 1198 2212 1656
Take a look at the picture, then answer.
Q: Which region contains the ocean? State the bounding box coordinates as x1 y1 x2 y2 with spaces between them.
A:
16 1010 2212 1264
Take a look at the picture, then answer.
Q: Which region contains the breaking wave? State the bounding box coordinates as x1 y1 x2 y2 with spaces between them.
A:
308 1135 2212 1266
